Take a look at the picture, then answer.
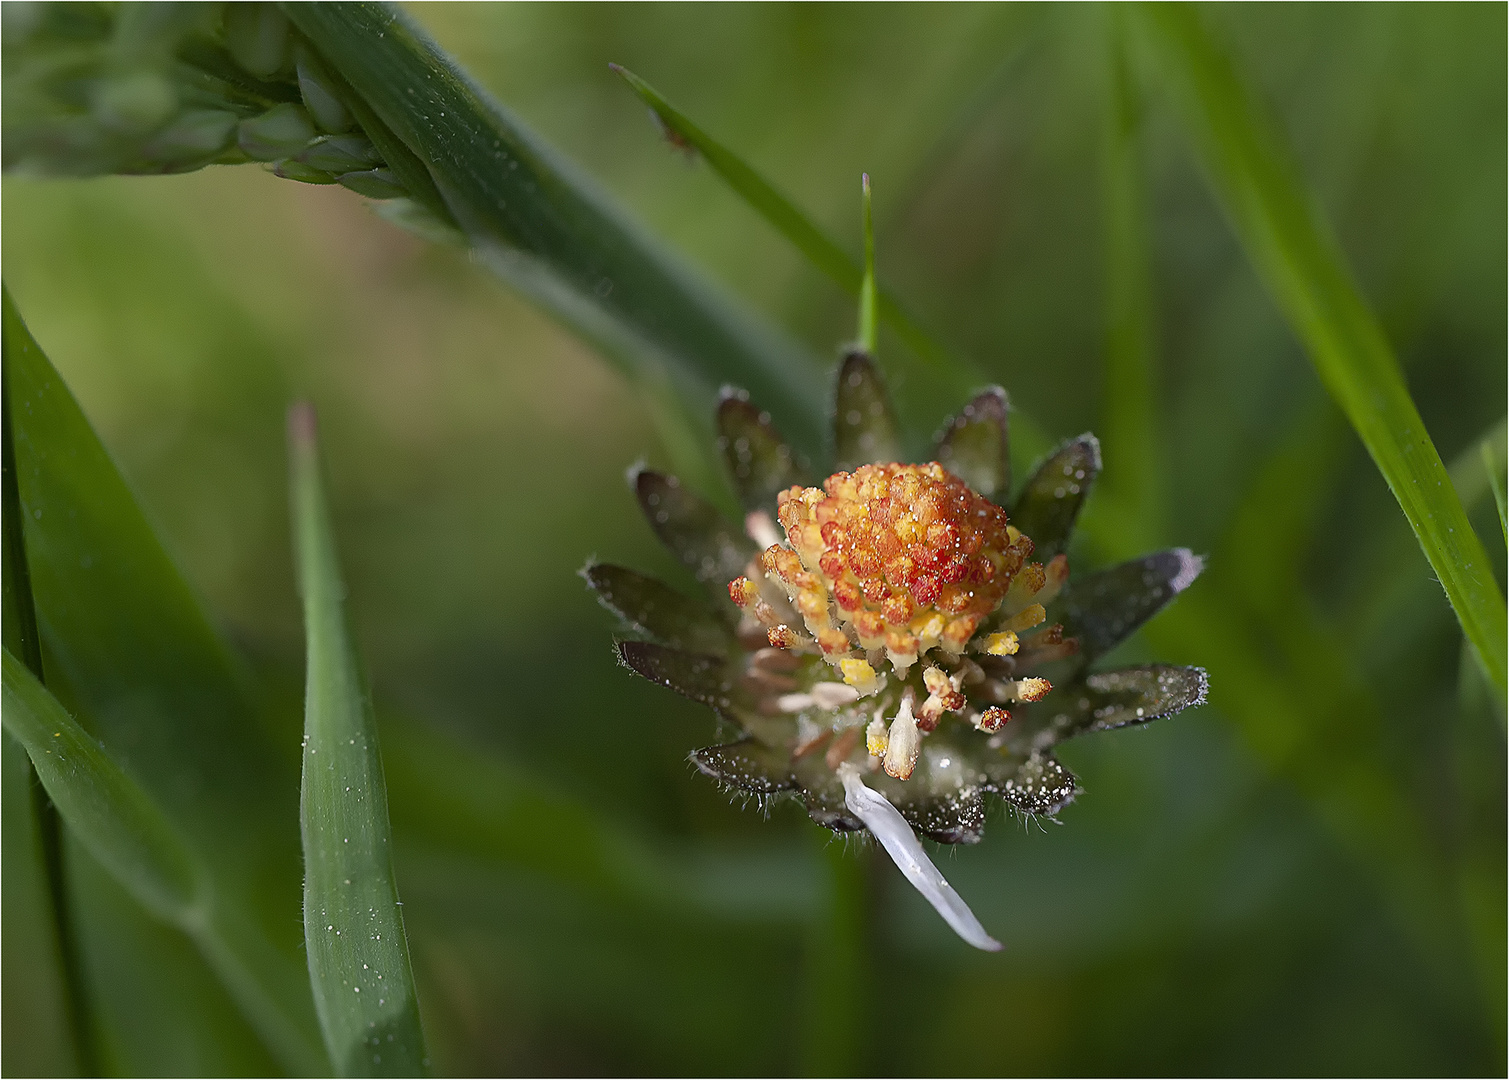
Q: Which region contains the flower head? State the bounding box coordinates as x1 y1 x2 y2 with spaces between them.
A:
586 349 1207 948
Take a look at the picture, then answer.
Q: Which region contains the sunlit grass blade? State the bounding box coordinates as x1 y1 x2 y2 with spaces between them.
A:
2 649 200 924
609 63 984 407
4 289 326 1073
288 403 426 1077
1483 439 1507 548
1136 3 1507 691
857 174 877 355
288 5 826 477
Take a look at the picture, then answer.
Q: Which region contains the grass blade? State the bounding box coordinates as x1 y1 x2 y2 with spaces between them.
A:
1097 7 1163 555
1 649 201 923
609 63 984 408
857 174 877 355
1483 439 1507 548
4 290 326 1073
287 4 827 473
288 403 426 1077
1136 3 1507 690
1 296 88 1074
1 732 81 1076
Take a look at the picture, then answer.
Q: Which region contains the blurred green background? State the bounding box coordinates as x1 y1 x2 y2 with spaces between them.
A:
4 3 1504 1074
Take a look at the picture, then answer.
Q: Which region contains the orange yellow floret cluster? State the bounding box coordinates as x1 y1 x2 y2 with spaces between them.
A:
758 462 1035 680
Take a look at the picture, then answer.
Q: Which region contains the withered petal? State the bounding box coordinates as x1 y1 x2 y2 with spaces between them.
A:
933 387 1010 503
582 563 735 655
1012 664 1209 748
1011 434 1101 558
1056 549 1205 663
982 749 1079 816
833 349 902 470
690 738 798 794
716 390 812 515
901 785 987 845
632 468 757 599
615 640 746 711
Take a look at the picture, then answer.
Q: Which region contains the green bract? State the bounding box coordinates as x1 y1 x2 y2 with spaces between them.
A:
589 353 1208 846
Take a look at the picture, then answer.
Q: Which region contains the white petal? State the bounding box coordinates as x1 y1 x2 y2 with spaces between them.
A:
837 765 1002 952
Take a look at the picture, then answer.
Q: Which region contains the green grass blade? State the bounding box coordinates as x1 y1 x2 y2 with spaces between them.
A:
609 63 984 407
1483 440 1507 548
2 649 201 924
1 293 89 1074
288 403 426 1077
286 5 827 474
4 291 327 1073
1096 7 1163 555
66 842 284 1077
1136 3 1507 691
1 732 81 1077
857 174 877 355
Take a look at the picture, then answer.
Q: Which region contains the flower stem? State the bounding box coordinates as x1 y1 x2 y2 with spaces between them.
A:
798 836 870 1076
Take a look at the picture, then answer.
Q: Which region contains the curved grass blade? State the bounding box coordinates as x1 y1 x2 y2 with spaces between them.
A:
1136 3 1507 691
857 174 877 355
66 842 284 1077
1483 439 1507 547
288 5 826 468
1098 6 1163 554
2 649 200 925
610 63 984 407
1 308 87 1074
288 403 426 1077
5 289 326 1073
1 732 80 1077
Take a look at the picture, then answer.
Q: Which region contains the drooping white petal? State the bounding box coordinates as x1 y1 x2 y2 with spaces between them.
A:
837 764 1002 952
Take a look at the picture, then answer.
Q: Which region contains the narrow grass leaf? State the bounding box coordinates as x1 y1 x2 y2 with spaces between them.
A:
1097 7 1163 554
1137 3 1507 690
2 650 200 925
609 63 983 407
1 732 80 1077
1482 440 1507 548
288 5 827 469
857 174 877 355
288 403 425 1077
4 290 326 1073
65 842 284 1077
1 307 85 1074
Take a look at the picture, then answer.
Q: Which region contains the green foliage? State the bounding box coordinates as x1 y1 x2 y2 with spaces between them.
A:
0 732 79 1076
2 648 199 919
287 3 828 481
1135 3 1507 691
610 63 984 412
289 404 426 1076
3 291 328 1074
1 2 1504 1075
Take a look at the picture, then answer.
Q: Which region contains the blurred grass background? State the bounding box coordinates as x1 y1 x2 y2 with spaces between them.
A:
3 3 1505 1074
